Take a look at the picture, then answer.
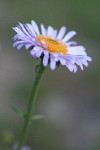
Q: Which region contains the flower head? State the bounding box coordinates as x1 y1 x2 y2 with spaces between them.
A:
13 20 92 72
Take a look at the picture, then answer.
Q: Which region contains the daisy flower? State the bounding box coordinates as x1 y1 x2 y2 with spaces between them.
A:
13 20 92 72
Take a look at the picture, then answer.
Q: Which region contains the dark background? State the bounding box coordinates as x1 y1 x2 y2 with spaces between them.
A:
0 0 100 150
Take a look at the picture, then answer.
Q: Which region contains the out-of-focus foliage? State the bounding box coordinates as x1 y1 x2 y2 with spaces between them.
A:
0 0 100 150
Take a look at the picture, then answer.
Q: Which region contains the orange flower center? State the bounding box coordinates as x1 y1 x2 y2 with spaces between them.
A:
36 35 67 55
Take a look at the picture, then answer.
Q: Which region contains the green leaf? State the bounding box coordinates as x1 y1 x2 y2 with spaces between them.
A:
31 115 45 121
10 106 25 119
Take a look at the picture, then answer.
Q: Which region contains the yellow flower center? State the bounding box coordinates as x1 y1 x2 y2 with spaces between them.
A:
36 35 67 55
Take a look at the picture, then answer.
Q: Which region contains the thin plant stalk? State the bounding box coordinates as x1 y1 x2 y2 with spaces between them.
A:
17 63 45 150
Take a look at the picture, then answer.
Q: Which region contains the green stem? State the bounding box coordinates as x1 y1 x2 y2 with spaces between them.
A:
17 64 45 150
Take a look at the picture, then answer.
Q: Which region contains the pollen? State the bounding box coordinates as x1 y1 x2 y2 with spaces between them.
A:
37 35 67 55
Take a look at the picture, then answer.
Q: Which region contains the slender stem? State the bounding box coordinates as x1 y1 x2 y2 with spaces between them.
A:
17 64 45 150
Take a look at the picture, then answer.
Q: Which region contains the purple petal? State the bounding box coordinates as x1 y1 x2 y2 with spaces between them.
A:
25 44 32 50
31 20 40 35
59 57 66 65
50 56 56 70
41 24 47 35
68 46 86 55
56 26 66 40
62 31 76 42
66 62 74 72
26 23 37 37
36 49 43 57
43 53 49 66
17 44 24 50
47 26 54 36
67 41 77 46
52 30 58 39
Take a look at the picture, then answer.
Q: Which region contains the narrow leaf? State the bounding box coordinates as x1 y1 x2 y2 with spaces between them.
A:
31 115 45 121
10 106 25 119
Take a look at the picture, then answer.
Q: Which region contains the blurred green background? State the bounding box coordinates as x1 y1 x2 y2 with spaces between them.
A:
0 0 100 149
